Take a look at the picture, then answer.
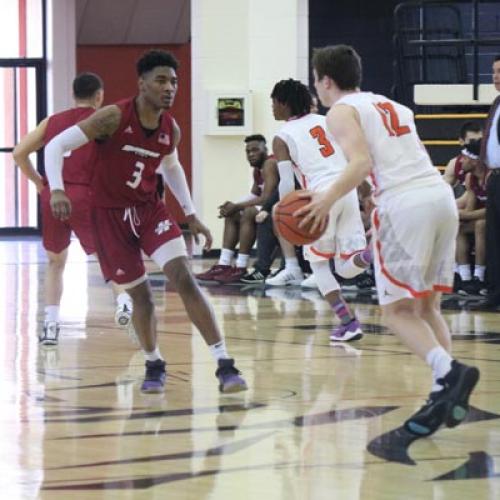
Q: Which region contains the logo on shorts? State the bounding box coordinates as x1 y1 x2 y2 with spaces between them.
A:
124 126 133 134
155 219 173 235
116 268 125 276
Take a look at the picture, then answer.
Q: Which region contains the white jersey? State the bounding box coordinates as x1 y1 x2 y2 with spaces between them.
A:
336 92 441 199
275 113 347 192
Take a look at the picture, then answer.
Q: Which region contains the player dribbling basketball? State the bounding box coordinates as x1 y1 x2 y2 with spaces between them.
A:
271 78 371 342
300 44 479 437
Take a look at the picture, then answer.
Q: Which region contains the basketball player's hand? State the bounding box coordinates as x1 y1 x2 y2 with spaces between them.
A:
186 215 213 250
255 210 269 223
50 189 72 221
218 201 230 218
218 202 239 218
295 190 330 234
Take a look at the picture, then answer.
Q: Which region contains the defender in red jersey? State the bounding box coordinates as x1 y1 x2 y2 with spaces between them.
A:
13 73 133 346
45 50 247 394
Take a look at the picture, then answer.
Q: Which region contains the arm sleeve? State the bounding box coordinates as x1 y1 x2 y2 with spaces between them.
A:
277 160 295 199
158 149 196 216
44 125 89 191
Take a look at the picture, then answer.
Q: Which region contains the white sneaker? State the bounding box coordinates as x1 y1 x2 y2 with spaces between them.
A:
40 321 60 346
115 303 132 327
300 274 318 289
265 268 304 287
115 303 139 346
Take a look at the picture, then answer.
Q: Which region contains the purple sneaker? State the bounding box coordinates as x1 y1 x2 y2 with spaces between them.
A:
141 359 167 393
216 358 248 393
330 318 363 342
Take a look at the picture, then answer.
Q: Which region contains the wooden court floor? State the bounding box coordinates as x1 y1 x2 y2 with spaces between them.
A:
2 238 500 500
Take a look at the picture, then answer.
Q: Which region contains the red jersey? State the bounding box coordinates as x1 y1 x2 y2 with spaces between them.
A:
44 107 96 185
252 155 274 196
91 97 175 208
252 166 264 196
470 174 487 209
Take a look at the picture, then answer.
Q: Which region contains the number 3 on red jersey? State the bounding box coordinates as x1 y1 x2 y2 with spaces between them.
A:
126 161 145 189
309 125 335 157
374 102 410 137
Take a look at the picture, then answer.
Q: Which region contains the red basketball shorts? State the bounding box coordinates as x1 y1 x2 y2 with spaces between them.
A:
40 184 95 255
91 199 185 287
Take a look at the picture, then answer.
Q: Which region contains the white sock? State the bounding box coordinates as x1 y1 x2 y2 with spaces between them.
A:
458 264 471 281
209 340 229 362
116 292 131 307
144 347 163 362
235 253 249 268
285 257 301 272
474 265 485 281
45 305 60 323
426 346 453 391
219 248 234 266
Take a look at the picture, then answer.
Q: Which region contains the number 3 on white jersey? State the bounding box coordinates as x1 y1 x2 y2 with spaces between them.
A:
126 161 145 189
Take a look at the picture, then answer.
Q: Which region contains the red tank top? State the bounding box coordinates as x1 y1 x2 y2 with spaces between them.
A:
252 155 274 196
44 107 96 185
91 97 175 208
470 174 487 209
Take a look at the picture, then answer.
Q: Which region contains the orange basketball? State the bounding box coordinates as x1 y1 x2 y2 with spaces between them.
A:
272 190 328 245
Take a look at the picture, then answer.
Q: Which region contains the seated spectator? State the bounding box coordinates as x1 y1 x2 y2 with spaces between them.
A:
443 121 483 207
241 183 312 284
455 140 487 295
195 134 278 283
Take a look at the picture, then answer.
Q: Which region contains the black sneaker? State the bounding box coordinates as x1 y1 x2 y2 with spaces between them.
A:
471 276 487 296
215 358 248 393
457 279 477 296
404 391 449 437
439 360 480 428
404 360 479 437
355 272 376 290
140 359 167 393
240 269 269 284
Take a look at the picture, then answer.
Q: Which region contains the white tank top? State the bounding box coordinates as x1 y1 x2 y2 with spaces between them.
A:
336 92 441 199
275 113 348 192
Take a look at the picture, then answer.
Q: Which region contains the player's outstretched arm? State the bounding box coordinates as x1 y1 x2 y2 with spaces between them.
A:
158 122 212 249
12 118 49 193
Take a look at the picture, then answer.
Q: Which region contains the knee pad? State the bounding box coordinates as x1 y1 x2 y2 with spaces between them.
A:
310 260 340 296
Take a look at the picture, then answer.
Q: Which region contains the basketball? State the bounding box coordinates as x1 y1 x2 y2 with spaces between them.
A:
272 190 328 245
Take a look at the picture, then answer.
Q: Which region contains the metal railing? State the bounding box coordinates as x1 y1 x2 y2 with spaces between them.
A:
394 0 500 103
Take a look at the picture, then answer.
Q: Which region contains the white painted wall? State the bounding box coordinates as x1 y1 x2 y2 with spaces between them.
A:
414 84 499 105
191 0 309 251
46 0 76 114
